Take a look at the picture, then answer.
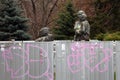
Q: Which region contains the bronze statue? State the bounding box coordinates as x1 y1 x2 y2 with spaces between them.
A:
74 10 90 41
35 27 53 41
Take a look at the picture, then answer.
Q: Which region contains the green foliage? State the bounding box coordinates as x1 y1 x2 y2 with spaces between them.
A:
0 0 31 41
95 33 104 40
104 32 120 41
89 12 109 38
12 30 31 40
52 0 76 40
89 0 120 39
96 31 120 41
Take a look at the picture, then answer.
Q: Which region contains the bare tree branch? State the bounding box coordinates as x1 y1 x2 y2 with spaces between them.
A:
45 0 59 26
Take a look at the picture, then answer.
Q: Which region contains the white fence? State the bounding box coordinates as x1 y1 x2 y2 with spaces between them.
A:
0 41 119 80
0 42 54 80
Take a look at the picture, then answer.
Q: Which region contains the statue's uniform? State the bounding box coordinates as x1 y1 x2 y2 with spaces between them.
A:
74 20 90 41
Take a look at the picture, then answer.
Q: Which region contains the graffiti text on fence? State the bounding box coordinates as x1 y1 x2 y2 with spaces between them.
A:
67 42 113 73
1 44 53 80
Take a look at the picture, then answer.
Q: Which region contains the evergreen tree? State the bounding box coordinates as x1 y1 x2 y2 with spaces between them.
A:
53 1 76 40
0 0 31 41
111 0 120 32
89 0 120 39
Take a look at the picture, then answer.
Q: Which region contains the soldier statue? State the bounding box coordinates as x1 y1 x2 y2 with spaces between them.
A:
74 10 90 41
35 27 53 41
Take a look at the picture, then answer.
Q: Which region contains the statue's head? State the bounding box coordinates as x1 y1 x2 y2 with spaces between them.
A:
77 10 87 21
39 27 49 37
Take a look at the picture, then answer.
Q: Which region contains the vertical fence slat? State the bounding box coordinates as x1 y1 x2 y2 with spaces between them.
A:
116 41 120 80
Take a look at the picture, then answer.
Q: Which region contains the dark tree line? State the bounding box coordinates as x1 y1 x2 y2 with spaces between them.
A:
89 0 120 40
0 0 119 40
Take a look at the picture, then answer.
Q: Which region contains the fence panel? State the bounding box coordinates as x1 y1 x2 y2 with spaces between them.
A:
0 41 119 80
55 41 114 80
0 42 54 80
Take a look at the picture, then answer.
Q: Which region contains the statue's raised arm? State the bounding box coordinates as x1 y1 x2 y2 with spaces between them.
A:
74 10 90 41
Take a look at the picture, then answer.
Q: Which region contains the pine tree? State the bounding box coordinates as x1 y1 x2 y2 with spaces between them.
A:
0 0 31 41
111 0 120 32
89 0 120 39
53 1 76 40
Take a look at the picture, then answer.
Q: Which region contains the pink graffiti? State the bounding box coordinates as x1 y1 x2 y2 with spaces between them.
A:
67 42 113 73
2 44 53 80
